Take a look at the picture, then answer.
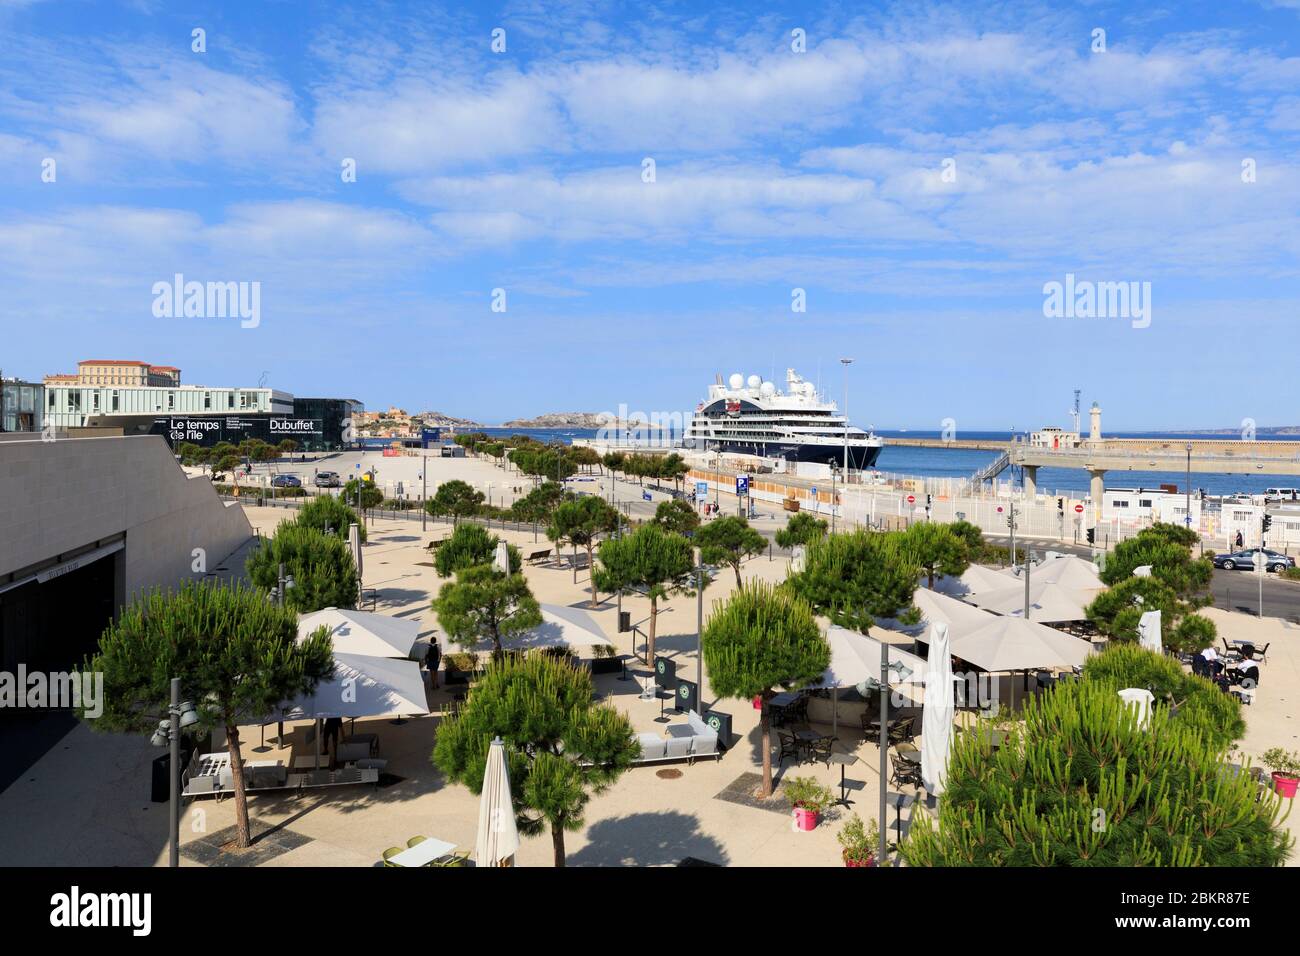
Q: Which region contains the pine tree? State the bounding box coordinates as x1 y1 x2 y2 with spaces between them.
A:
432 653 638 866
901 677 1290 867
548 496 620 606
434 522 522 578
80 581 334 849
900 521 970 589
593 523 695 661
433 564 543 655
246 523 358 612
786 529 919 631
702 582 829 797
695 515 767 587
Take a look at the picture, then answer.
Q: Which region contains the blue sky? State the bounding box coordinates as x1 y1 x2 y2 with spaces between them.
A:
2 0 1299 429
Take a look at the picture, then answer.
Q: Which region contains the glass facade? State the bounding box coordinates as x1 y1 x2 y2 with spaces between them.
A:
45 385 292 428
1 380 44 433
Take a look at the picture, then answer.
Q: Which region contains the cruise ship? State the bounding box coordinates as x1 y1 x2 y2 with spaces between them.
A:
684 369 883 469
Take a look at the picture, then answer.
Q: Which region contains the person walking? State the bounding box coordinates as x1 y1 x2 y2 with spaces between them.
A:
1235 530 1244 549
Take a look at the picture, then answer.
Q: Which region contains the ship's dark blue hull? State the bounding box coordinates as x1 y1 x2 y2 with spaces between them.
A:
686 438 882 470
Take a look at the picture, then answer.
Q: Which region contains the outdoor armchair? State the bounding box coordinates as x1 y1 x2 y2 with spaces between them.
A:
382 846 404 867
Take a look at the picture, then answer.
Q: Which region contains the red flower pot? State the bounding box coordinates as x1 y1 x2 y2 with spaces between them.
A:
792 807 819 831
1272 772 1299 798
753 695 763 710
843 851 877 868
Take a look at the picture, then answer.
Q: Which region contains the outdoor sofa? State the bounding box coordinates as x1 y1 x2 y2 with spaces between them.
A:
631 711 721 766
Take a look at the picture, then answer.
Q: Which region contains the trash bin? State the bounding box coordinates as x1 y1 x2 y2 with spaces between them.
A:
150 752 174 803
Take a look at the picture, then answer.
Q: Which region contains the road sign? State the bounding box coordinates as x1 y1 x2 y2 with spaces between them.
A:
735 475 749 496
811 486 818 497
996 506 1004 513
906 494 916 504
1185 515 1193 526
1074 504 1085 514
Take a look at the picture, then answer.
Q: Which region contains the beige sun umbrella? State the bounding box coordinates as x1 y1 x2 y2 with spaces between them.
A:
956 564 1020 595
475 737 520 867
949 616 1095 673
967 580 1094 623
476 603 614 652
1004 555 1105 595
297 607 421 659
910 588 998 640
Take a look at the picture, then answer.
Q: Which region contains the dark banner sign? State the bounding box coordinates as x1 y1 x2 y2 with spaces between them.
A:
154 415 324 447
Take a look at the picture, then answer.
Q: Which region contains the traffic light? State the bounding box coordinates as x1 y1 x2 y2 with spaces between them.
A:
1086 528 1096 545
1057 497 1064 512
925 493 932 508
1263 514 1273 533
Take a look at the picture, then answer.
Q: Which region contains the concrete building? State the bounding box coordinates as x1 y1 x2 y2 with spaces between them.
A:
0 434 253 675
52 360 182 388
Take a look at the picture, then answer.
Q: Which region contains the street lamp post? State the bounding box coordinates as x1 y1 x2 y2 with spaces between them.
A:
695 547 704 699
151 678 197 868
421 461 427 531
1185 442 1192 532
840 357 854 475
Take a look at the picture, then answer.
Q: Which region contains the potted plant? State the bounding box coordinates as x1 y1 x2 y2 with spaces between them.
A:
443 652 479 686
1262 747 1300 798
783 776 834 831
589 644 622 675
837 814 880 867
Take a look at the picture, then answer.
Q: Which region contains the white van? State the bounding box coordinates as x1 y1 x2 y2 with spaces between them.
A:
1265 487 1298 501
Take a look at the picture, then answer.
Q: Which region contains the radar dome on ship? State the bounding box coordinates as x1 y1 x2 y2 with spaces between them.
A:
802 382 815 397
728 373 744 389
760 381 775 397
747 374 761 388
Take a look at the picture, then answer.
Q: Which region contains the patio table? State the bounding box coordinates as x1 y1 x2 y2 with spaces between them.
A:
387 837 458 868
830 751 860 807
768 691 800 708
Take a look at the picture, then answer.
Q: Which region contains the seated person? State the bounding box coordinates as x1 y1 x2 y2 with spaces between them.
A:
1232 653 1260 687
1194 645 1221 679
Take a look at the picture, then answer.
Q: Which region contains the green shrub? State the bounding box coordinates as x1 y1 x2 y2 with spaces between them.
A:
246 523 359 613
1082 643 1244 748
296 494 365 542
435 523 522 577
901 677 1291 866
782 776 835 813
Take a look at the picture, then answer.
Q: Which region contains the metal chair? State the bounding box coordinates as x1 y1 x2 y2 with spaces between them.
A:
407 835 428 849
887 716 917 747
430 850 471 867
777 731 804 766
382 846 404 867
890 753 923 791
804 734 834 768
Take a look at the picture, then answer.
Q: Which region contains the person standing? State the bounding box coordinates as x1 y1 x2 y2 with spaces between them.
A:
322 716 343 768
1235 530 1244 549
425 638 442 690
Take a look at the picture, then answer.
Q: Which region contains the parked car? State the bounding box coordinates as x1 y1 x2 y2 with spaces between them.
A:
1265 487 1299 501
314 471 341 488
1213 548 1295 572
270 474 302 488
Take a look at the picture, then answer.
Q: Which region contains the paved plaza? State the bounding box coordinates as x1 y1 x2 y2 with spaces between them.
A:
3 453 1298 867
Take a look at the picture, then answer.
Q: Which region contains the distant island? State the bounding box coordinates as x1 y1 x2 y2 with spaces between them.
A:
417 411 485 429
500 412 668 430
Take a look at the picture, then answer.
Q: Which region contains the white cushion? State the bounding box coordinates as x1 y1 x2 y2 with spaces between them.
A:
636 733 666 760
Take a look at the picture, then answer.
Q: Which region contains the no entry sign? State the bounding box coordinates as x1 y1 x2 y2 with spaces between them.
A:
1074 504 1085 513
906 494 916 504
